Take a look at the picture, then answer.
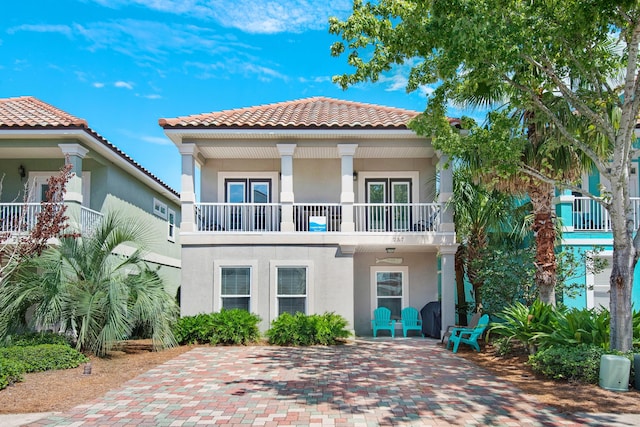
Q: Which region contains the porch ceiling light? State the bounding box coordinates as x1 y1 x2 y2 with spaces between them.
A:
385 247 395 253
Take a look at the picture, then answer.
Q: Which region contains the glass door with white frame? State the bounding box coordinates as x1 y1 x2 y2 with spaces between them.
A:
373 269 405 321
366 179 411 231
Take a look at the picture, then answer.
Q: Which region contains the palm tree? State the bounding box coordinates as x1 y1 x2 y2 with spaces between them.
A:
450 166 519 315
0 212 178 356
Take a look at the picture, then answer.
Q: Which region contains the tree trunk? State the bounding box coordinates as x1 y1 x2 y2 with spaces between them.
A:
608 182 636 352
528 181 557 305
455 245 468 326
465 228 487 310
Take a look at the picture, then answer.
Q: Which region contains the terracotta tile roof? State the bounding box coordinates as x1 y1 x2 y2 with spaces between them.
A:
159 96 456 129
0 96 178 198
0 96 88 128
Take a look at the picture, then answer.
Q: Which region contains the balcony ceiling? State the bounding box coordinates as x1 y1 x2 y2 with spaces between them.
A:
196 145 435 159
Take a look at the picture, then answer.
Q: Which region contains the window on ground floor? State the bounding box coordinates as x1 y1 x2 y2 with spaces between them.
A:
220 267 251 311
276 266 307 316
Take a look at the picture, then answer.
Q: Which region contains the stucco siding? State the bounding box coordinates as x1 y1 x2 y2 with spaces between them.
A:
180 244 354 332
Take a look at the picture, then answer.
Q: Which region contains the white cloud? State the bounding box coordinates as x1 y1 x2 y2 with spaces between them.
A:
138 93 162 99
185 59 287 82
88 0 353 34
142 135 172 145
114 81 134 89
7 24 74 37
93 82 105 88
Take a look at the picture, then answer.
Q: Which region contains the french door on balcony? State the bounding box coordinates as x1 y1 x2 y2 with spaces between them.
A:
365 178 411 231
225 179 271 231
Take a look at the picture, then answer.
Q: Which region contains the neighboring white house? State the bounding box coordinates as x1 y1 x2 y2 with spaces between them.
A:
160 97 459 336
0 96 181 298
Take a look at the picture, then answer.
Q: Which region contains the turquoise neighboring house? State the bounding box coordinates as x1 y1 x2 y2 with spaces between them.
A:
0 96 181 298
558 158 640 311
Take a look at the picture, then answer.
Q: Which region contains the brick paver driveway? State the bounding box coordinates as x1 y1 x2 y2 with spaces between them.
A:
30 339 624 426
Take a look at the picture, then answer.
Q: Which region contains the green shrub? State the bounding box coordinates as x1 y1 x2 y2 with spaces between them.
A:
528 344 605 383
173 310 261 345
0 344 88 373
5 331 72 347
534 308 610 350
208 309 261 345
488 300 556 353
0 358 24 390
266 312 351 346
173 313 216 344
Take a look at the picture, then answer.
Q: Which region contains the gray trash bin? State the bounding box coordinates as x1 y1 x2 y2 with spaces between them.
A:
634 354 640 390
599 355 630 392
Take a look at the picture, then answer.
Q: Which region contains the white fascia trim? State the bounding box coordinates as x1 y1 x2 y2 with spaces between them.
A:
561 238 614 246
2 129 180 204
113 244 182 268
163 128 424 145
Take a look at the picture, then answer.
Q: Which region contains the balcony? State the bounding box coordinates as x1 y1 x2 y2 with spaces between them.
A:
0 203 103 237
194 202 441 233
572 197 640 231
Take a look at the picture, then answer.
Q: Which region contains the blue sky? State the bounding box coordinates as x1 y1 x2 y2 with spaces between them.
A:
1 0 462 191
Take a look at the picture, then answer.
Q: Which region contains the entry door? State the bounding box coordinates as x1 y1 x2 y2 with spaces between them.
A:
366 179 411 231
371 266 408 321
225 179 271 231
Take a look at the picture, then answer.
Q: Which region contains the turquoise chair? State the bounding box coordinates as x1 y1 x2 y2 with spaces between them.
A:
401 307 423 337
371 307 396 337
446 314 490 353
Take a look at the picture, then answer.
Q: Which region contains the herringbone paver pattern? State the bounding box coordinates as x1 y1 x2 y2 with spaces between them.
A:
27 339 616 426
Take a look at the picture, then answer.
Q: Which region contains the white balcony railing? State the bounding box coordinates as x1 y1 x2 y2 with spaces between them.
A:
354 203 440 232
194 202 441 233
196 203 281 232
572 197 640 231
0 203 104 236
293 203 342 232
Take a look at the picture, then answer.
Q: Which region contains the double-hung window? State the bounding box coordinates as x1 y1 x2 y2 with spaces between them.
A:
277 267 307 315
220 267 251 311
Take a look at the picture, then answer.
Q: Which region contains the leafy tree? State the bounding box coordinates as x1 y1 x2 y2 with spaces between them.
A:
450 166 517 311
0 213 178 356
330 0 640 351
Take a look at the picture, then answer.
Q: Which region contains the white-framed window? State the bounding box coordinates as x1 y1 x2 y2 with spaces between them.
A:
270 260 314 320
276 267 307 315
167 208 176 242
220 267 251 311
371 266 408 321
153 198 167 219
214 260 258 313
586 251 612 310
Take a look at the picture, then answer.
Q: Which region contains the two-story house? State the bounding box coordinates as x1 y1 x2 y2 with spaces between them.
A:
160 97 459 336
0 96 181 298
558 165 640 311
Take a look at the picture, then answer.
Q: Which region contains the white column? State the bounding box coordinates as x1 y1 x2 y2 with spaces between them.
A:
338 144 357 232
277 144 296 232
179 144 199 232
58 143 89 205
439 245 458 338
437 152 455 232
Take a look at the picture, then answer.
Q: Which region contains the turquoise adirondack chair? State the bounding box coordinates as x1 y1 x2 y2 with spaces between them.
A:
401 307 423 337
371 307 396 337
446 314 490 353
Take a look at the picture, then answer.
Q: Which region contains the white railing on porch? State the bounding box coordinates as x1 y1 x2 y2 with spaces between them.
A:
80 206 103 236
0 203 104 236
572 197 640 231
293 203 342 232
193 202 441 233
196 203 281 232
354 203 440 232
0 203 42 233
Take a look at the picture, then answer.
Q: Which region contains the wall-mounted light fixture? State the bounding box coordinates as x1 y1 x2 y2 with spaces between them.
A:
353 171 358 181
385 247 396 254
18 164 26 179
